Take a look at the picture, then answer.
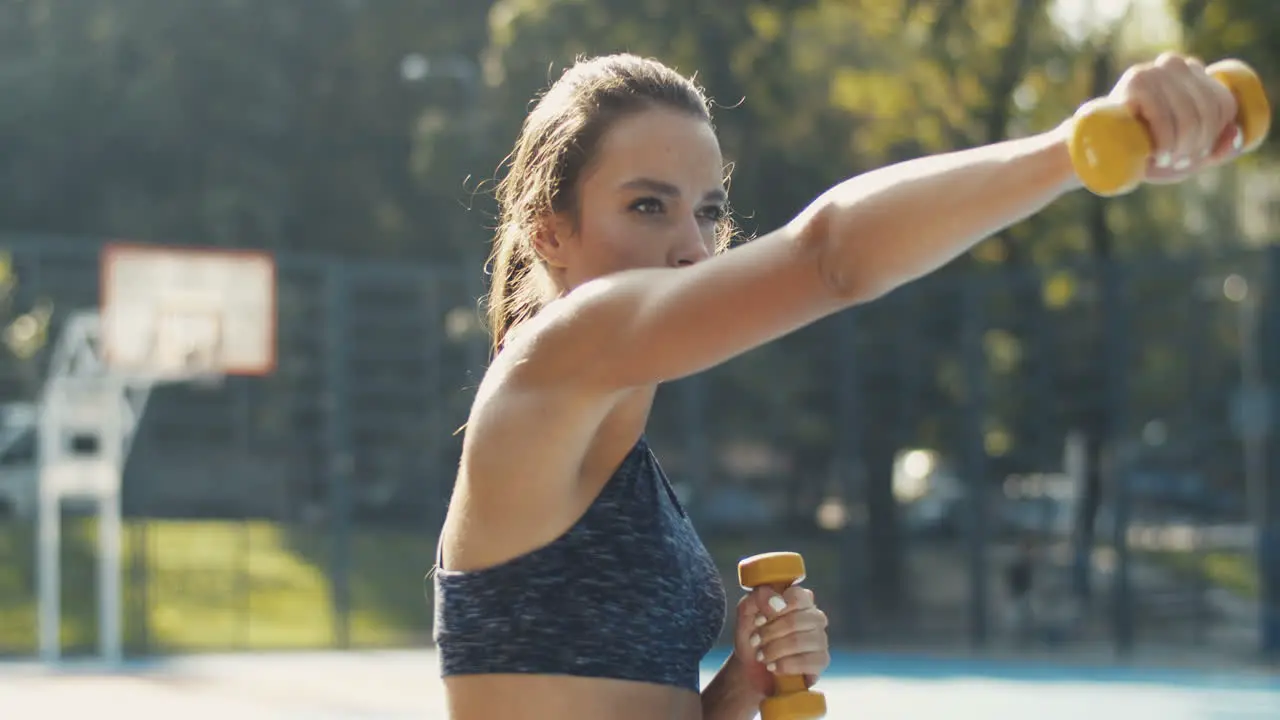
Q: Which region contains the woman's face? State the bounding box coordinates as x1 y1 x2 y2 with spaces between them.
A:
542 106 728 291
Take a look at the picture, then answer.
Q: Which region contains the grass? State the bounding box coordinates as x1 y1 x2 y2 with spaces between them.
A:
0 517 438 656
0 518 840 657
1143 549 1260 599
1 516 1255 658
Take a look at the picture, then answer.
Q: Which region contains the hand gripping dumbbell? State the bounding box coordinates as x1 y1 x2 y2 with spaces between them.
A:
1069 58 1271 197
737 552 827 720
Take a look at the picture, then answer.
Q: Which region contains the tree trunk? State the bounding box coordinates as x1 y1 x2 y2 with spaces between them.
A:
864 430 904 629
1073 43 1117 604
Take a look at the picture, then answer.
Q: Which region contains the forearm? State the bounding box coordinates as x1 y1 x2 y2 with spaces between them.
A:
799 121 1082 302
701 653 765 720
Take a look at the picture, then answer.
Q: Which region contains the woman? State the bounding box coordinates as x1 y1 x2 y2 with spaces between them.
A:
432 52 1241 720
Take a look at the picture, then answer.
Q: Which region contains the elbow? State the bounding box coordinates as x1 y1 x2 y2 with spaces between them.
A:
794 200 894 305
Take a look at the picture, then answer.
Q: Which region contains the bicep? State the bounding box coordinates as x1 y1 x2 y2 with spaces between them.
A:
530 213 857 390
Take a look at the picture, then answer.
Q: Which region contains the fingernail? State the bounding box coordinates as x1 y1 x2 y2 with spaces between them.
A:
754 615 767 628
1173 156 1191 171
766 662 777 673
1233 126 1244 152
756 650 764 662
1156 152 1172 168
769 596 787 613
750 633 761 648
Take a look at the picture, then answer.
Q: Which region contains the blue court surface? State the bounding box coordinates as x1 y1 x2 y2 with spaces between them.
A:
0 648 1277 718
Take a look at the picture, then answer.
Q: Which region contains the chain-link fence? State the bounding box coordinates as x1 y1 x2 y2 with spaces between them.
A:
0 235 1276 663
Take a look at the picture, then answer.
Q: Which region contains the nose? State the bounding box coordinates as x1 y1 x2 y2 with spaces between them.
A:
671 222 713 268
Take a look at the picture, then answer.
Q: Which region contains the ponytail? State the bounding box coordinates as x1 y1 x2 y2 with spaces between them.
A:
485 224 545 358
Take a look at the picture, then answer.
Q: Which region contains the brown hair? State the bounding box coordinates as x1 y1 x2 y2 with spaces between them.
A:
485 53 734 356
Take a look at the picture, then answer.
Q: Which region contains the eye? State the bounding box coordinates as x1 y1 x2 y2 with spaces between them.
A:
697 204 726 224
629 197 665 215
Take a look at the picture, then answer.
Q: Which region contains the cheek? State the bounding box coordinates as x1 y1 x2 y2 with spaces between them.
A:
582 214 662 266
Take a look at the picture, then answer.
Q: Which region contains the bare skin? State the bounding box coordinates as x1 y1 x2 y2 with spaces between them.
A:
438 52 1241 720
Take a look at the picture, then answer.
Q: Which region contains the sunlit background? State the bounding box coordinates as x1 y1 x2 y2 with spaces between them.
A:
1 0 1280 717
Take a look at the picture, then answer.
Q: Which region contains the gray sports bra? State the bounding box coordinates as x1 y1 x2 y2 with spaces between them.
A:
430 436 727 691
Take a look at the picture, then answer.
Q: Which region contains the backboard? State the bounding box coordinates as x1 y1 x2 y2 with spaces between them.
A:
99 243 276 379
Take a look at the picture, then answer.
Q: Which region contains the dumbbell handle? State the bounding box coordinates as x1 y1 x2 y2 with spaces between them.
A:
1068 59 1272 197
762 580 809 696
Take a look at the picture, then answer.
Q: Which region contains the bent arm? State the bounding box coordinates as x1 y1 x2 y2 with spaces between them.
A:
700 653 765 720
520 123 1080 390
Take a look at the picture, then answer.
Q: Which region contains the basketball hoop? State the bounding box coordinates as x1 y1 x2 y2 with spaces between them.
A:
37 243 276 667
99 243 276 385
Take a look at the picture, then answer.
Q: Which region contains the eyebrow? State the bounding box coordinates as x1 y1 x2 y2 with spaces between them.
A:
620 177 727 204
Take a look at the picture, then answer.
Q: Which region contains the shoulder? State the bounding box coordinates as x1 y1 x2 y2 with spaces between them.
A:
468 306 628 436
489 277 652 385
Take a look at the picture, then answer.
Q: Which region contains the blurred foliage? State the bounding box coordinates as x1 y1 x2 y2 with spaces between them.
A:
0 0 1269 260
0 0 1274 629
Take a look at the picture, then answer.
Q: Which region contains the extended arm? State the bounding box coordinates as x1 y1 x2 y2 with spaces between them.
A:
516 55 1238 391
796 123 1077 301
521 124 1078 389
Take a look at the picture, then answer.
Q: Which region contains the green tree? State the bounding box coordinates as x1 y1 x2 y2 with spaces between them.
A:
0 0 494 259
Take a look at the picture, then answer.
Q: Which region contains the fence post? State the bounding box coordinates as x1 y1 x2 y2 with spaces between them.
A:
234 380 253 650
679 376 710 519
325 264 353 650
960 273 990 648
1261 246 1280 659
423 268 448 539
1183 279 1211 647
1102 260 1134 657
128 521 150 655
833 309 863 640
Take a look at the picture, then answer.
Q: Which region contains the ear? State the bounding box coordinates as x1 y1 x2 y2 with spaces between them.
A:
530 213 574 269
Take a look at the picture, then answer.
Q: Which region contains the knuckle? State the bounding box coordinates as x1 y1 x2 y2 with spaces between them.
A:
758 617 789 645
786 586 814 606
1196 76 1221 102
1128 71 1164 100
762 636 796 663
776 611 801 635
1121 65 1151 87
805 625 828 646
1155 52 1186 69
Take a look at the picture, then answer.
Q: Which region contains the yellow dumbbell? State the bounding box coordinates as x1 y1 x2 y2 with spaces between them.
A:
1068 58 1271 197
738 552 827 720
